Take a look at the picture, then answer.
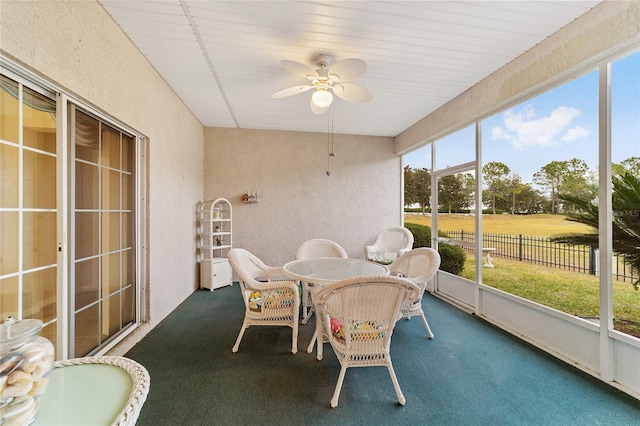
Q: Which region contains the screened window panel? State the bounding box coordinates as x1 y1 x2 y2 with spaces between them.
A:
0 212 19 275
23 150 56 209
22 267 56 323
122 173 133 211
122 212 132 248
122 134 134 173
101 125 121 169
74 304 99 357
23 211 57 270
122 250 134 286
75 162 99 210
75 112 100 163
101 168 120 210
0 75 19 143
22 88 56 153
102 294 121 339
0 276 19 319
101 212 120 253
0 145 19 207
75 258 99 309
122 285 134 326
101 252 120 296
75 212 99 259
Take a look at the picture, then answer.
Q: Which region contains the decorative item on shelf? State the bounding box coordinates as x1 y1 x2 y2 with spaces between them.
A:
216 238 222 246
213 207 221 219
241 190 259 203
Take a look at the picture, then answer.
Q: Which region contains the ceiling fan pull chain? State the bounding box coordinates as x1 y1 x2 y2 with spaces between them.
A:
326 111 334 176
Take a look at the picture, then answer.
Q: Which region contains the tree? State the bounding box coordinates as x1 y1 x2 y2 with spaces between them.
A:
438 173 474 213
482 161 510 214
533 159 590 214
404 165 417 207
507 172 526 214
559 158 591 209
513 184 546 214
552 172 640 289
613 157 640 177
404 166 431 214
533 161 564 213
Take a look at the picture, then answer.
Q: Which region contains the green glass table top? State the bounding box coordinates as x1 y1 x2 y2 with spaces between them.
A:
33 363 132 426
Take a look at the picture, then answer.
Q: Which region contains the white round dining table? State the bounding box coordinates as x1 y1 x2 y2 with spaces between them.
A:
283 257 389 359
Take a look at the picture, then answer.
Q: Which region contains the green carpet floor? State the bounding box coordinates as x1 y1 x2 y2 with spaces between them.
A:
126 285 640 425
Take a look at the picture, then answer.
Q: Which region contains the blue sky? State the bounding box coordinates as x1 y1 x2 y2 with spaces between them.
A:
404 50 640 187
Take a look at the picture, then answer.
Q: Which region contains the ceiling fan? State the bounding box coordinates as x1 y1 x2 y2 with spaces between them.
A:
271 54 372 115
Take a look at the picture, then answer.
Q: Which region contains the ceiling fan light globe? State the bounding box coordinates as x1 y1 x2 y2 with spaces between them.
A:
312 90 333 108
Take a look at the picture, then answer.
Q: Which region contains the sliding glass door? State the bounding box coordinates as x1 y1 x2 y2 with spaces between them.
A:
0 74 58 346
72 109 137 356
0 71 143 358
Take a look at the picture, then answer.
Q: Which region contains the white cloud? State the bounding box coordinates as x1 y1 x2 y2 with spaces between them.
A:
562 126 589 141
491 104 589 148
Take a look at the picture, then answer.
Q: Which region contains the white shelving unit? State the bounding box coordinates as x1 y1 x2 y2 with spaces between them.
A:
198 198 233 291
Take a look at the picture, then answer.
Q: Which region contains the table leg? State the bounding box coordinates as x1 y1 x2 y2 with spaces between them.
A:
306 286 323 360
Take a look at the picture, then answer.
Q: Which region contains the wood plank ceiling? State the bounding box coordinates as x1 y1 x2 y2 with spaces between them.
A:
98 0 601 137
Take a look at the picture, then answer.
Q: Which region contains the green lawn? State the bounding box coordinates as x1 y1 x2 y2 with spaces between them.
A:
405 213 640 338
405 213 592 237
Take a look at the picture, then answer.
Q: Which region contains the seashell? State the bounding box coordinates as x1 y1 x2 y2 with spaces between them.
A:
20 348 45 373
0 393 13 407
29 377 49 398
3 396 36 426
7 370 32 387
0 353 23 378
8 393 30 406
1 381 33 398
30 360 52 382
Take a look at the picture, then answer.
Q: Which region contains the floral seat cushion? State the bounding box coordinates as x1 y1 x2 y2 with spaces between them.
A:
329 317 387 341
248 290 294 312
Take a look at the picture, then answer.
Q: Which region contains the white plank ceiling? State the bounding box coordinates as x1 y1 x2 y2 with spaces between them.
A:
98 0 601 137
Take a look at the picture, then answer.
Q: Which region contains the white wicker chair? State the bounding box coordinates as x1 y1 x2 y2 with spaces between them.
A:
315 275 420 408
388 247 441 339
295 238 348 324
228 248 300 354
365 226 414 261
52 356 150 426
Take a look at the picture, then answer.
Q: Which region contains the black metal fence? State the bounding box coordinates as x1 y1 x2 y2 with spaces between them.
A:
442 229 638 283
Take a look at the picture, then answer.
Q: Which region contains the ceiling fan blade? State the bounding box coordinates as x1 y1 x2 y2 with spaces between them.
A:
281 60 319 80
328 58 366 82
332 83 372 103
271 85 313 99
310 99 330 115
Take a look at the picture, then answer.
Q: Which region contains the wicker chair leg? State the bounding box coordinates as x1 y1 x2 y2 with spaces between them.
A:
387 361 406 406
232 323 248 353
330 365 348 408
291 321 298 354
420 313 435 339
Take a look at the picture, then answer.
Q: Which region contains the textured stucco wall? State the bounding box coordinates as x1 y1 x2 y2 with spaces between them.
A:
395 0 640 154
203 128 400 267
1 1 204 353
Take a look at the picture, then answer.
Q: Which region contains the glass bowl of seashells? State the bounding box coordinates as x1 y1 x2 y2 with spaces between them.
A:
1 317 54 426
